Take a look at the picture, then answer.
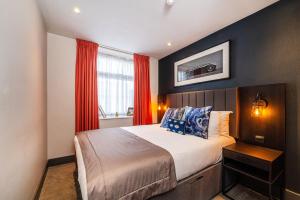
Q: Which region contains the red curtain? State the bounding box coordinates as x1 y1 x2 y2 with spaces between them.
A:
133 54 153 125
75 39 99 133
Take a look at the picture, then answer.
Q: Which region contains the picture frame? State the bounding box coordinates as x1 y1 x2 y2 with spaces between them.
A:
174 41 230 87
127 107 134 116
98 105 107 118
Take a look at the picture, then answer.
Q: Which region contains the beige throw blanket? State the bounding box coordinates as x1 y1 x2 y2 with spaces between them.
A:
77 128 177 200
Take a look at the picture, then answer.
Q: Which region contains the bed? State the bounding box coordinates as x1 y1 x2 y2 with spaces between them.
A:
75 88 239 200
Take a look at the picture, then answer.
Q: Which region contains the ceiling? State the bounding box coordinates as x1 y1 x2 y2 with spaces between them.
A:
38 0 278 59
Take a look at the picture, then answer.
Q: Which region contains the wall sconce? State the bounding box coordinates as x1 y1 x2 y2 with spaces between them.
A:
158 104 167 111
158 105 162 111
158 95 167 112
158 95 168 122
252 92 268 117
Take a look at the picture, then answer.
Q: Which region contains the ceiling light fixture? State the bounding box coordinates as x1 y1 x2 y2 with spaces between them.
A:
166 0 175 6
167 42 172 46
73 7 81 14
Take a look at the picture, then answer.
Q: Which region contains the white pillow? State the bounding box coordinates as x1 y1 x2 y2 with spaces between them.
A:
208 111 233 137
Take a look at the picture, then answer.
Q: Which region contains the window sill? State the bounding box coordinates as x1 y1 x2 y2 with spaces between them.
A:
99 115 133 120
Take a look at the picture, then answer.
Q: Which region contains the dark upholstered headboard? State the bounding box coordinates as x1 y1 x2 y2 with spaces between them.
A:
163 88 239 138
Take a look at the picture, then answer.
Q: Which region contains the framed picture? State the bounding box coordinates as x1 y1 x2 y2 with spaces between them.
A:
127 107 134 116
174 41 230 87
98 105 107 118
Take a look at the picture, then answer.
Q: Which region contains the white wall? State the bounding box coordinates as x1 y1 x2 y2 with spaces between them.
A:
47 33 76 159
0 0 47 199
47 33 159 158
150 57 159 123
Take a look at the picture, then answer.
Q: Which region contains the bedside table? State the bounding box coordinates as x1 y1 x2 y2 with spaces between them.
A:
222 142 284 200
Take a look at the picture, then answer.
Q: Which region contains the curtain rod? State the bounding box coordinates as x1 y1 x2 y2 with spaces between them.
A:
99 45 134 55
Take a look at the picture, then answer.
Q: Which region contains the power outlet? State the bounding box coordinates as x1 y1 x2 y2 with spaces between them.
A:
255 135 265 143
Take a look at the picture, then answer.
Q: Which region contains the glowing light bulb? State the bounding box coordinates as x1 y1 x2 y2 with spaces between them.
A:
255 108 260 116
166 0 175 6
73 7 80 14
252 106 263 117
251 92 268 117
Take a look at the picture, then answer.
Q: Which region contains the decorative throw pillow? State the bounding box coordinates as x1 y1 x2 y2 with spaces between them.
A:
170 107 185 120
185 106 213 139
160 108 175 128
166 118 186 135
208 111 233 137
181 106 193 121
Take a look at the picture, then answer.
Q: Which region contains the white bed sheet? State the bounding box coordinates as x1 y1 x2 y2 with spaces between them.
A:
74 136 88 200
74 124 235 200
122 124 235 181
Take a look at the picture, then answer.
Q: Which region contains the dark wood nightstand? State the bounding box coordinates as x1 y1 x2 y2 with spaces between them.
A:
222 142 284 200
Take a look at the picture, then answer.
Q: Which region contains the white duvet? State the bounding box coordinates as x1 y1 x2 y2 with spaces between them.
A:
122 124 235 181
75 124 235 200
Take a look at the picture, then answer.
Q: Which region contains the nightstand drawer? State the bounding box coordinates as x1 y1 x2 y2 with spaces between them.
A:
223 149 269 171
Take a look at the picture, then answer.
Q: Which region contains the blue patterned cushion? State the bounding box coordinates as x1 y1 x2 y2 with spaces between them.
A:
185 106 213 139
160 108 175 128
166 118 186 134
170 107 185 120
182 106 193 121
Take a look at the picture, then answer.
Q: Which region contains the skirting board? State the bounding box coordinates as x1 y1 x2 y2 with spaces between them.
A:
285 189 300 200
34 165 48 200
47 155 75 167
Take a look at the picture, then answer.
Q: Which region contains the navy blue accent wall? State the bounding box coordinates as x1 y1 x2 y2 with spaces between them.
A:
159 0 300 192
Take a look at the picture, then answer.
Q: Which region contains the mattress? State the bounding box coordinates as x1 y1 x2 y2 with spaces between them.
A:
74 124 235 200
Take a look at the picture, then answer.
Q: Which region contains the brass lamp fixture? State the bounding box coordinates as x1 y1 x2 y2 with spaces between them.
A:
158 104 167 111
158 105 162 111
163 105 167 111
252 92 268 117
158 96 167 111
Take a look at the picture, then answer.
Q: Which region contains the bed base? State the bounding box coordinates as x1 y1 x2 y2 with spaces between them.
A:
151 162 222 200
74 160 222 200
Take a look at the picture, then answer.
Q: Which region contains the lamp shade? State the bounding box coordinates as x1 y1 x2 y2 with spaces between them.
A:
252 92 268 117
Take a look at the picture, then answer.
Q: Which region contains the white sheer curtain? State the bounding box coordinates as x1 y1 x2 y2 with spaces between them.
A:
97 52 134 116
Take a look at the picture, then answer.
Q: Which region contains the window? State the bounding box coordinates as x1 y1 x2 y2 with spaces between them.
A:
97 50 134 117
